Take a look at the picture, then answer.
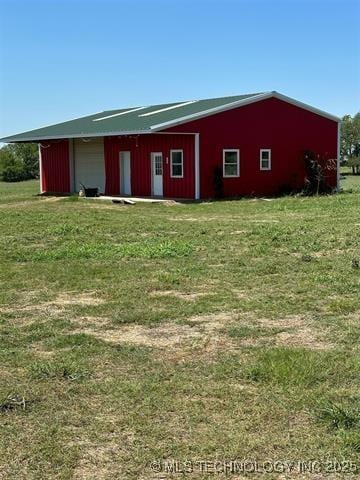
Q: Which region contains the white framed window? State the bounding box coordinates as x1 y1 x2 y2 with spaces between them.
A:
223 149 240 177
170 150 184 178
260 149 271 170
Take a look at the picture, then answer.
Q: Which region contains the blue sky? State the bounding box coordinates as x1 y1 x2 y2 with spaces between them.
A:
0 0 359 138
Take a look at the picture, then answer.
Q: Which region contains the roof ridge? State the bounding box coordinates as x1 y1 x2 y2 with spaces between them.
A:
103 92 265 112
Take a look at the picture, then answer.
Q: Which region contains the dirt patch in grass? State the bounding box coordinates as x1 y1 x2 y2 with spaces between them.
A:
247 218 280 223
74 316 110 327
75 312 236 350
255 315 332 350
168 215 244 222
71 312 332 353
53 292 105 306
344 310 360 324
150 290 206 301
73 443 119 480
274 328 331 350
0 292 105 315
232 289 251 300
84 323 204 347
256 314 306 329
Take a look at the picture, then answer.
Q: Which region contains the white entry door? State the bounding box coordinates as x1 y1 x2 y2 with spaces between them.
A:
119 151 131 195
151 152 163 196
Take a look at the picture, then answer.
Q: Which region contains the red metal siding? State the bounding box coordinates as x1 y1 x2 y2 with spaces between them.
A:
166 97 338 198
40 140 70 193
104 134 195 198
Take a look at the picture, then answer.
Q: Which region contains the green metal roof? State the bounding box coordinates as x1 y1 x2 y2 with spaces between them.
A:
0 91 340 143
0 93 266 142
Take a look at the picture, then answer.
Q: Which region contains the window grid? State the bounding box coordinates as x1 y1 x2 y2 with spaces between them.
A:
223 149 240 177
170 150 184 178
260 149 271 171
154 154 163 175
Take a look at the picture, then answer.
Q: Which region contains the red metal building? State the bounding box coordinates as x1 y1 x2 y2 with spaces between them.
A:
1 92 340 199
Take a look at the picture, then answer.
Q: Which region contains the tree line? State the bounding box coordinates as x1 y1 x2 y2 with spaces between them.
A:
0 112 359 182
0 143 39 181
341 113 360 174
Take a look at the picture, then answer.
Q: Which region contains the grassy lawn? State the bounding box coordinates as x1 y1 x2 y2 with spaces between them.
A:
0 177 359 479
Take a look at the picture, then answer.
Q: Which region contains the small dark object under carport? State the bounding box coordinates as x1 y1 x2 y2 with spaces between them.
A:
80 183 98 197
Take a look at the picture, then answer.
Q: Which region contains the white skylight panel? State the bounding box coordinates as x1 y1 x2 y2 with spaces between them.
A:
93 106 146 122
138 101 197 117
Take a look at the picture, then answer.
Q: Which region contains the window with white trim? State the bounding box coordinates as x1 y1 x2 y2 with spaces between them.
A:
170 150 183 178
260 149 271 170
223 149 240 177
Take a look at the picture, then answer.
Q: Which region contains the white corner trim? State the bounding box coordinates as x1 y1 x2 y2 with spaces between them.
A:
194 134 200 200
38 143 43 193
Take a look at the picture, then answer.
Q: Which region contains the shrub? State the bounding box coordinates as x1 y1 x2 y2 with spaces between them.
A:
213 166 224 199
302 150 336 195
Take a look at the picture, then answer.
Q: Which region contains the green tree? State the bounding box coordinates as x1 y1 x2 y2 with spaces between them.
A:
341 113 360 174
0 143 39 181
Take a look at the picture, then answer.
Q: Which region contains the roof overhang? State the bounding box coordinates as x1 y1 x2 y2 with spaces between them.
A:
0 130 153 143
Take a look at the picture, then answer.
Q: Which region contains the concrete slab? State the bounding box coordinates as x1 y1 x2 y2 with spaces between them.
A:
83 195 179 204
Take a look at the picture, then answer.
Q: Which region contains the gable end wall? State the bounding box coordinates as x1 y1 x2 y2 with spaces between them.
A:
165 97 338 198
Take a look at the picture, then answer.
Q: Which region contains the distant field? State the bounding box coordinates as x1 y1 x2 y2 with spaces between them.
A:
0 177 359 479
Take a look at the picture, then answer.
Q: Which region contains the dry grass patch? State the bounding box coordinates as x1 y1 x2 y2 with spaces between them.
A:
150 290 207 301
232 289 251 300
274 328 332 350
53 292 105 306
256 314 306 329
255 315 332 350
73 443 120 480
0 197 63 209
0 292 105 315
74 312 237 352
72 312 332 354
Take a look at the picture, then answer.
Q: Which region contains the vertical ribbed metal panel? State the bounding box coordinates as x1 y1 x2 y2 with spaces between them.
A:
104 134 195 198
166 97 338 198
41 140 70 193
